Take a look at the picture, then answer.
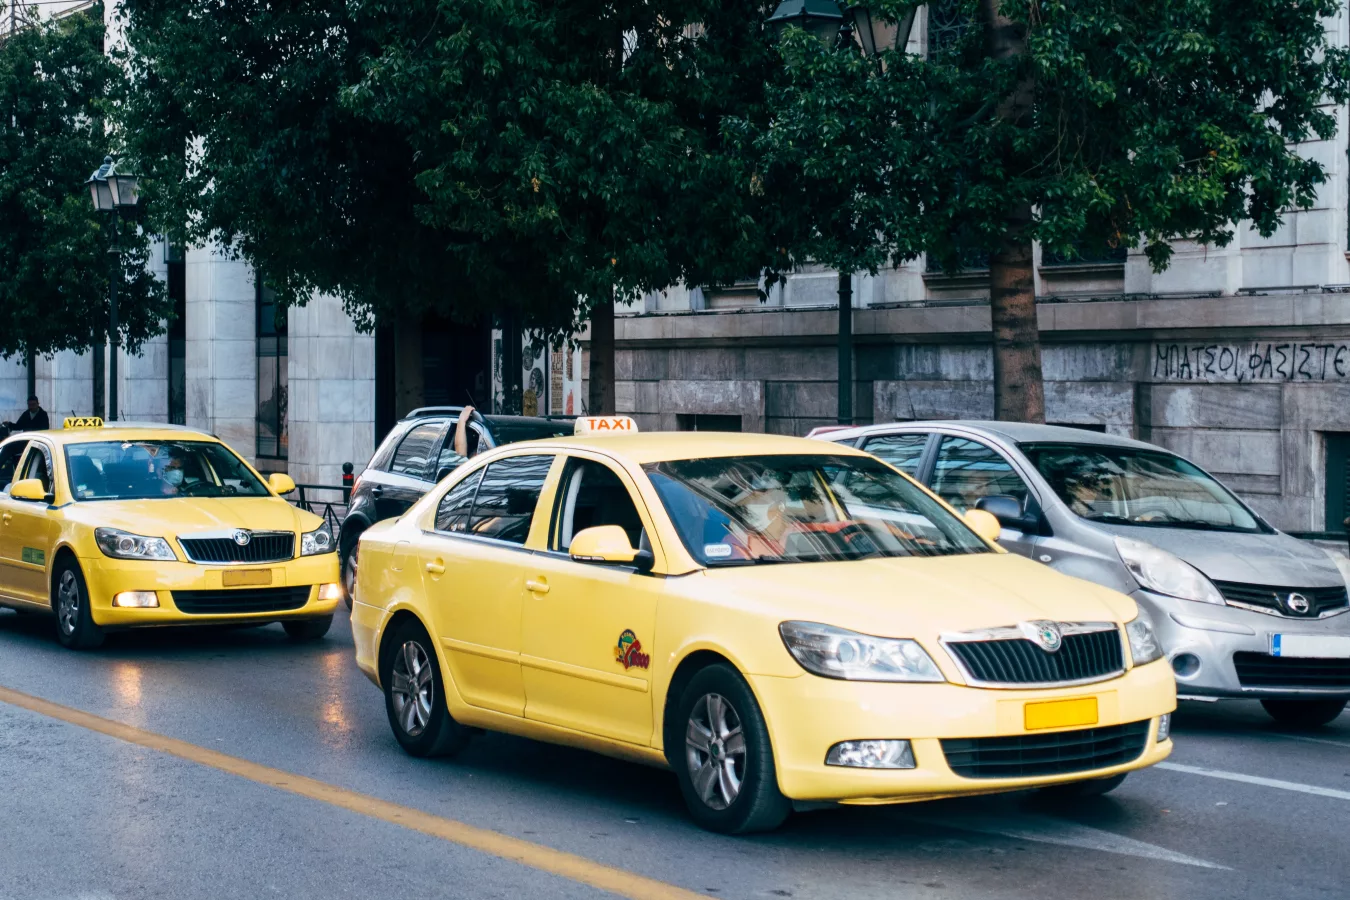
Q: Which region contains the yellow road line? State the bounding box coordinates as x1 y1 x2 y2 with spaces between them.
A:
0 685 702 900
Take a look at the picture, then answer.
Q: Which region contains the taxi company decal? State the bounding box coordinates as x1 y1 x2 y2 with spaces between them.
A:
615 629 651 670
21 547 45 566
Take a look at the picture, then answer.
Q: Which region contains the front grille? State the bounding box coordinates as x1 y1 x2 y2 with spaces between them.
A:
1212 580 1348 618
941 721 1151 779
171 586 311 615
1233 652 1350 689
179 532 295 564
945 629 1124 686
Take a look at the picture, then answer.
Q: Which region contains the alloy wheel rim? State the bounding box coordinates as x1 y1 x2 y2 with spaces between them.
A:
56 570 79 635
390 640 434 737
685 692 746 811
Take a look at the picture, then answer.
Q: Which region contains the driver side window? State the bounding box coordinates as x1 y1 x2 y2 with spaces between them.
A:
931 436 1028 513
19 445 52 494
0 440 29 489
551 458 645 552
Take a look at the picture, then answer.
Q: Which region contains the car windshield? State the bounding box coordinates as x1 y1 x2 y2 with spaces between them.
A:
64 440 270 501
643 454 991 566
1019 442 1266 533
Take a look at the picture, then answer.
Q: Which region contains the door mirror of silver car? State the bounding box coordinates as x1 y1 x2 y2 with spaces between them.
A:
975 495 1040 533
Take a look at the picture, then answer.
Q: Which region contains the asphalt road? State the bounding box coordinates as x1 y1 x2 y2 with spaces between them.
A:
1 607 1347 900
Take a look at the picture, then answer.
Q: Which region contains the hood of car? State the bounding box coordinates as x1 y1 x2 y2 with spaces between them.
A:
699 552 1138 638
67 496 319 538
1092 523 1341 588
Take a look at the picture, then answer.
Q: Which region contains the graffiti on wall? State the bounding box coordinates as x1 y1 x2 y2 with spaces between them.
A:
1152 342 1350 383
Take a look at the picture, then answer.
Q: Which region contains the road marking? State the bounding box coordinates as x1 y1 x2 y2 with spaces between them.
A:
1158 761 1350 802
0 685 700 900
908 811 1228 870
1264 732 1350 750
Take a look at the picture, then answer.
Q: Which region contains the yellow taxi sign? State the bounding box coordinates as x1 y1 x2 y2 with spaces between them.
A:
63 416 104 429
574 415 638 436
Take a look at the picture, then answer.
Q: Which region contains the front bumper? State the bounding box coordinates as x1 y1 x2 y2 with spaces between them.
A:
80 553 340 628
1135 589 1350 699
750 658 1175 803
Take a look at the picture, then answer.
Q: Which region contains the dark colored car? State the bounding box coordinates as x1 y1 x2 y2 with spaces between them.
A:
339 407 573 602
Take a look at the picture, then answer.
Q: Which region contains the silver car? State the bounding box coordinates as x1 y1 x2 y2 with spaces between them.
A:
815 421 1350 727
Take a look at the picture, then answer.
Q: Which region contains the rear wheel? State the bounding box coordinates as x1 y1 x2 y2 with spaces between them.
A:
1261 697 1347 728
380 618 471 758
673 663 789 834
53 561 104 650
1037 772 1128 801
282 615 333 641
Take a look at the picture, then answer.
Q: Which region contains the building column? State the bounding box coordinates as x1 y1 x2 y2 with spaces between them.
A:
184 243 256 460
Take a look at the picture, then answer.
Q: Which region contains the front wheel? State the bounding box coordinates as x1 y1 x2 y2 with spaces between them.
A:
1036 772 1128 801
53 561 104 650
1261 697 1347 728
673 663 790 834
380 618 471 758
282 615 333 641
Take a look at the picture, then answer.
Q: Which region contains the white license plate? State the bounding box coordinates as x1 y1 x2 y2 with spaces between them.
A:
1271 634 1350 658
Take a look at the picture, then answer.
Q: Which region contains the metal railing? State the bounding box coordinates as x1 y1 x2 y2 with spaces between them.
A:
288 483 350 535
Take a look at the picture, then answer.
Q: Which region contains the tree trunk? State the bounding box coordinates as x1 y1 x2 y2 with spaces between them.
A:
587 294 616 416
981 0 1044 423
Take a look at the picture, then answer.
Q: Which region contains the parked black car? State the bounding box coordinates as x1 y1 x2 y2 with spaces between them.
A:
340 407 573 603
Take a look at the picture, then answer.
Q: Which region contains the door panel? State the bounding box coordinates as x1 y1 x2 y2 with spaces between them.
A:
0 445 57 603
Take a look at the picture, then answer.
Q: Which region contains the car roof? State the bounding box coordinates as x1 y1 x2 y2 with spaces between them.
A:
18 423 218 445
499 430 872 465
833 420 1161 451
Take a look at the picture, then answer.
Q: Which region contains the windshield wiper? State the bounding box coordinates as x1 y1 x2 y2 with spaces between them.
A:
1083 514 1252 533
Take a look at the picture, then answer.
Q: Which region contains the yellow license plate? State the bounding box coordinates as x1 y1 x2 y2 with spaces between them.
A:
223 569 273 587
1024 697 1099 731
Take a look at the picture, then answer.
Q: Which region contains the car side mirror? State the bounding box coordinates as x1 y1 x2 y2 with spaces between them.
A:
975 494 1038 533
569 525 655 573
963 509 1002 544
268 473 296 495
10 478 48 503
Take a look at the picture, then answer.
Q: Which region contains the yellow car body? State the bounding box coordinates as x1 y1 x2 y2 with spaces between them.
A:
0 422 340 648
351 426 1174 831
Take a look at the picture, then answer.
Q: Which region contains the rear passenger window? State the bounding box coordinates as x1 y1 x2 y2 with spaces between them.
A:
390 423 443 479
435 469 483 533
469 455 554 544
863 433 929 475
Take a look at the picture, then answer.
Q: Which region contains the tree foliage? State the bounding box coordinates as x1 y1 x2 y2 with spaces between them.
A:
0 2 164 358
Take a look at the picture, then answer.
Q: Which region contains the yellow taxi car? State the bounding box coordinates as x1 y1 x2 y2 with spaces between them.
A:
350 417 1175 833
0 419 341 649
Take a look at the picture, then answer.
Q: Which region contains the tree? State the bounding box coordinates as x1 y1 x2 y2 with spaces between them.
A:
0 2 164 359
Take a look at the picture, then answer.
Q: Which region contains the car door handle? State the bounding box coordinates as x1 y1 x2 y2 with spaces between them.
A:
1 513 10 525
370 485 384 497
425 561 445 575
525 578 550 594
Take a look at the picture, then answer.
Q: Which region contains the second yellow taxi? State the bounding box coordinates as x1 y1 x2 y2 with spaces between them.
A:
0 419 341 649
351 416 1175 833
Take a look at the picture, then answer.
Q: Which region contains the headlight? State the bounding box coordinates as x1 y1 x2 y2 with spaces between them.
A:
94 527 176 561
779 621 945 682
301 525 335 556
1115 537 1224 605
1125 612 1163 665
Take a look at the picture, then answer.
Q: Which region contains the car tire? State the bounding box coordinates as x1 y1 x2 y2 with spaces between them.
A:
53 560 104 650
672 663 790 834
339 525 364 611
282 615 333 641
380 617 471 758
1260 697 1348 728
1037 772 1128 801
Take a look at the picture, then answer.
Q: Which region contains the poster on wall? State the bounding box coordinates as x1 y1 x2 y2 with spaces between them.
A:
491 329 583 416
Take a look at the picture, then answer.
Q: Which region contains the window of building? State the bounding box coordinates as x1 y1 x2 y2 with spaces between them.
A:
256 284 287 459
1325 433 1350 534
676 414 742 432
167 246 186 425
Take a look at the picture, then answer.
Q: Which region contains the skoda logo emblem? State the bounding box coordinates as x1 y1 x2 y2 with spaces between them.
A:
232 530 251 546
1020 619 1063 653
1286 593 1311 615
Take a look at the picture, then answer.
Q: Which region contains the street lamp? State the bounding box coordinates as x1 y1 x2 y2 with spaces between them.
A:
85 155 141 422
765 2 917 425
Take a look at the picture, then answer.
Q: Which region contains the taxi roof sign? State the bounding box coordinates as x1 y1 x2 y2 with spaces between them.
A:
574 415 638 436
63 416 104 429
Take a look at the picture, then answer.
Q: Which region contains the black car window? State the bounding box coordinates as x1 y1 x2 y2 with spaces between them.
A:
931 436 1029 513
552 458 644 551
468 455 554 545
432 424 483 478
390 423 443 480
434 468 483 533
862 433 929 475
0 440 30 487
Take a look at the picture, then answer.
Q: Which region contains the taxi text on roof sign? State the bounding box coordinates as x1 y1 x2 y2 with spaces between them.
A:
63 416 104 429
574 415 638 436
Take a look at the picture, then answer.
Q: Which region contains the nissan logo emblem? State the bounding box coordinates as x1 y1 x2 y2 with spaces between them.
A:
1285 593 1311 615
